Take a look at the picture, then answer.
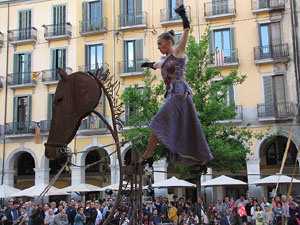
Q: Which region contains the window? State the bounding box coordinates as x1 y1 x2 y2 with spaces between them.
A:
18 10 31 40
120 0 143 26
263 75 286 116
259 22 281 58
210 27 236 64
82 1 102 32
13 95 32 130
175 32 182 45
51 48 66 80
167 0 183 20
124 87 144 125
53 5 66 35
85 44 103 71
211 79 235 105
13 53 31 85
123 39 143 73
212 0 229 15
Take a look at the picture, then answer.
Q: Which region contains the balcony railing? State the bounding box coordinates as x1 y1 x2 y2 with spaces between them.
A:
118 59 146 76
254 43 289 63
160 6 191 25
79 118 106 131
209 49 239 66
257 102 297 119
43 23 72 40
118 12 148 30
8 27 37 45
0 32 3 47
7 72 37 88
78 63 109 74
40 120 51 133
252 0 285 12
204 0 236 19
4 121 36 136
80 18 108 35
41 67 72 84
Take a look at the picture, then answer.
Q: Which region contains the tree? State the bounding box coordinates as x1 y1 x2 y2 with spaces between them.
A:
121 29 263 197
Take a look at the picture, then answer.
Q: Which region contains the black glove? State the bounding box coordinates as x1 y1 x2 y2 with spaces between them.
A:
141 62 156 70
175 5 190 29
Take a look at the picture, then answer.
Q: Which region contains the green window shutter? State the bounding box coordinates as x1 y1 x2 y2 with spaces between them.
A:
82 1 89 32
61 49 66 69
27 95 32 122
120 0 126 15
47 93 53 121
52 49 57 69
85 45 89 68
135 39 144 70
135 0 142 13
230 27 236 61
263 76 275 117
228 84 235 104
13 96 18 124
25 53 31 82
13 54 19 84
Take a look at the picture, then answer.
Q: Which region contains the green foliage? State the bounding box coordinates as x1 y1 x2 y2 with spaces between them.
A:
121 28 264 173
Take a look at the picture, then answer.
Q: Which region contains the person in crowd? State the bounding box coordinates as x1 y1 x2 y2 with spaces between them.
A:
254 205 263 225
66 199 75 223
287 201 300 225
168 201 179 225
222 197 230 214
54 204 64 215
86 202 97 225
260 198 270 213
195 197 206 223
95 201 103 225
50 209 68 225
262 205 273 225
229 198 235 211
102 199 113 220
154 198 162 215
5 201 20 225
178 210 188 225
177 198 186 216
251 200 259 225
149 209 161 225
245 197 253 225
220 209 234 225
31 203 44 225
237 204 247 225
208 202 216 224
273 201 284 225
216 199 224 216
69 203 79 225
43 204 49 217
50 202 57 214
161 197 169 216
186 210 199 225
44 208 55 225
142 213 149 225
74 207 86 225
235 195 248 208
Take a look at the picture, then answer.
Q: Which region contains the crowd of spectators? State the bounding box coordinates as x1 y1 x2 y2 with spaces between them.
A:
0 194 299 225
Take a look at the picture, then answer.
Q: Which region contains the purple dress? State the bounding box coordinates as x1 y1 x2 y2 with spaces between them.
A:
149 54 213 166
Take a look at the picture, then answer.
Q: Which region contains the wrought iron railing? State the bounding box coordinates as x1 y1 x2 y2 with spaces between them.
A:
43 23 72 39
204 0 236 17
5 121 36 135
40 120 51 132
41 67 72 83
257 102 297 118
78 63 109 74
8 27 37 43
118 59 145 74
79 118 106 130
209 49 239 65
118 12 148 28
0 32 3 46
251 0 285 11
7 72 36 86
160 6 191 23
254 43 289 61
80 17 108 34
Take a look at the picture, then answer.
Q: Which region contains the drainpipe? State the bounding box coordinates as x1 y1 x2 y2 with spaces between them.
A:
2 3 10 185
195 0 200 43
290 0 300 104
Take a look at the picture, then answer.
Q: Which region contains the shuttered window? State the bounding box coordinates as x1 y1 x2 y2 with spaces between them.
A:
259 22 281 58
120 0 143 26
124 39 143 73
18 10 31 40
212 0 229 15
85 44 103 71
167 0 183 20
82 1 102 32
13 53 31 85
53 5 66 35
13 95 32 130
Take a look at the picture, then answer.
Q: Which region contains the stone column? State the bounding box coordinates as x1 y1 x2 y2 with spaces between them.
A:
3 170 15 186
201 168 213 203
247 158 261 199
153 159 168 198
34 168 50 185
70 166 85 185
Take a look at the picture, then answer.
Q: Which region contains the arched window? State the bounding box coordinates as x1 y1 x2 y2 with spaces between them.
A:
16 152 35 175
50 155 68 174
85 148 110 172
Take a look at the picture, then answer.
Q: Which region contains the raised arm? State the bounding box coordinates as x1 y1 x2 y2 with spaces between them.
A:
173 2 190 59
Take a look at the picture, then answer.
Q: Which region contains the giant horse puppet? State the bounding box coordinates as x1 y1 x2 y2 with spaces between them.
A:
45 68 101 160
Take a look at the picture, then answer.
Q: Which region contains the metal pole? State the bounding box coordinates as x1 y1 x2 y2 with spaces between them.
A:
2 2 10 185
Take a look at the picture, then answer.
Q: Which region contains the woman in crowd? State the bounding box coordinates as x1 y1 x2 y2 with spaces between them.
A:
44 208 55 225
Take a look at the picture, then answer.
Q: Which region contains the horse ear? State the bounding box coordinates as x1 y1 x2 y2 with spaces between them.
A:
57 68 68 81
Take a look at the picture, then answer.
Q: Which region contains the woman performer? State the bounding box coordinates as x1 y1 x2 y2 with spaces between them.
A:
139 2 213 171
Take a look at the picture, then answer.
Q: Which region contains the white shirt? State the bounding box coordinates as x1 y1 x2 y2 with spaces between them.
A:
95 209 102 225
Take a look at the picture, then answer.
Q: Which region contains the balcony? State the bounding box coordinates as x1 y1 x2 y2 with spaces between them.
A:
40 120 51 133
43 23 72 41
41 67 72 85
252 0 285 13
4 121 36 136
78 63 109 75
80 18 108 35
8 27 37 46
204 0 236 20
160 6 191 26
209 49 239 67
7 72 37 89
0 32 3 47
118 58 146 77
257 102 297 121
78 118 106 135
254 43 289 64
118 12 148 30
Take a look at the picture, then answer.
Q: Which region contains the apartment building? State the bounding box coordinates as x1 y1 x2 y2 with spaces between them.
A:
0 0 299 200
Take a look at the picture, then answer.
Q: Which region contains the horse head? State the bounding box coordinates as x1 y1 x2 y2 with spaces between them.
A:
45 68 101 160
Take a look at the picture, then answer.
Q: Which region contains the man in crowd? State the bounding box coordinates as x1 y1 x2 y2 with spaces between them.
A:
50 209 68 225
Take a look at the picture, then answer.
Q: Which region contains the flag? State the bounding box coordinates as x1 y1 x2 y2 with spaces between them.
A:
34 122 42 144
214 49 224 67
32 72 41 80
